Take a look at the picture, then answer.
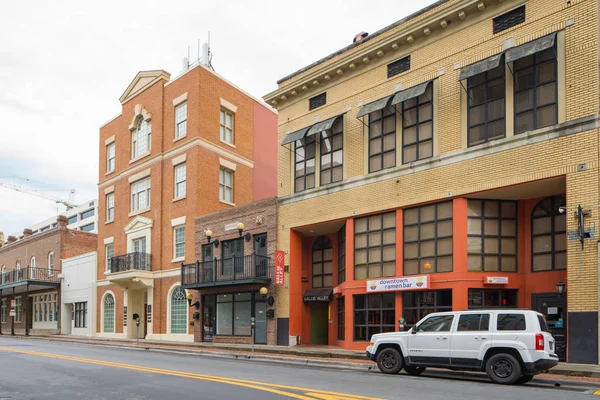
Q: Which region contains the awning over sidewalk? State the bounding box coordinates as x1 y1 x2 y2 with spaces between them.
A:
303 288 333 303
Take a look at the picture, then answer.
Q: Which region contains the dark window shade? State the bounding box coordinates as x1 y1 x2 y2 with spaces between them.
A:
309 93 327 110
388 56 411 78
493 6 525 34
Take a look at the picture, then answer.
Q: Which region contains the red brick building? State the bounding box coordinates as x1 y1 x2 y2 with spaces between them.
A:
0 216 97 335
96 62 277 341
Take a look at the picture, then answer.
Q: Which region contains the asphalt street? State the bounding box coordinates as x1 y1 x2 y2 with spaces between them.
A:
0 337 597 399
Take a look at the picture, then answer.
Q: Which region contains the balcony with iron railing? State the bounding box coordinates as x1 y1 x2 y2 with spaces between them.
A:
109 252 152 274
0 267 60 289
181 254 272 289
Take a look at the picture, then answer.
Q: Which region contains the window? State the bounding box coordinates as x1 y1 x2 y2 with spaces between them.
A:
105 244 114 272
174 226 185 259
403 290 452 327
81 208 95 220
175 103 187 138
354 212 396 280
319 118 343 185
338 225 346 284
1 265 5 284
468 289 518 309
416 314 454 332
131 177 151 212
468 62 505 146
467 200 517 272
403 202 453 275
16 262 21 280
309 93 327 110
294 136 316 192
221 238 244 275
15 297 22 323
80 223 95 232
368 106 396 173
103 294 115 333
106 193 114 222
174 163 187 199
132 117 151 158
1 299 5 324
493 6 525 34
514 46 557 134
33 293 58 322
337 297 345 341
170 286 187 334
220 109 234 144
219 168 234 203
107 143 115 173
67 215 77 225
388 56 411 78
532 196 566 271
538 315 550 332
216 292 253 335
457 313 490 331
312 236 333 288
402 82 433 163
497 313 526 331
30 256 36 277
354 293 395 341
74 302 87 328
48 252 54 276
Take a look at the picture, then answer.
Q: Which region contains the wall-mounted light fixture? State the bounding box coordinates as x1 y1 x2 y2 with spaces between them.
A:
205 229 219 248
237 223 252 242
259 286 268 300
556 280 566 297
185 290 200 309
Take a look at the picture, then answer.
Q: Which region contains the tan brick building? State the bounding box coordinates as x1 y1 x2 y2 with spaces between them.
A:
96 62 277 342
265 0 599 363
0 216 97 335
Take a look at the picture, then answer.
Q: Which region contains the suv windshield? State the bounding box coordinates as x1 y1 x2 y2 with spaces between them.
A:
537 315 550 332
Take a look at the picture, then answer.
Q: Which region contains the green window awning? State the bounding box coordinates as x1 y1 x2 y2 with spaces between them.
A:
306 114 343 137
390 80 433 106
281 127 310 145
356 95 394 118
506 33 556 63
458 52 504 81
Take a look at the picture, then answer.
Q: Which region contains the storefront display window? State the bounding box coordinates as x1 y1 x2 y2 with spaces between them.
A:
468 289 517 309
402 290 452 327
353 293 395 341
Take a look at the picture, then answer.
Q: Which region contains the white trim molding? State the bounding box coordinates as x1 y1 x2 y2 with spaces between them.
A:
171 153 187 166
220 98 238 113
104 185 115 195
219 157 237 171
128 168 151 183
171 216 186 227
105 135 115 146
172 92 188 106
103 236 114 245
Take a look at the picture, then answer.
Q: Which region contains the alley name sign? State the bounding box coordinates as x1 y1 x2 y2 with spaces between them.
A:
367 276 430 293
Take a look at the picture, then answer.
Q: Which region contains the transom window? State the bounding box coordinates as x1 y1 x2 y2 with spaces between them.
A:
514 47 557 134
103 293 115 333
170 286 187 334
294 136 316 192
106 193 114 222
354 212 396 280
175 103 187 138
467 62 505 146
174 163 187 199
132 117 151 158
403 202 453 275
320 118 343 185
532 196 566 271
354 293 395 341
402 82 433 163
219 168 234 203
467 200 517 272
368 106 396 173
220 109 234 144
131 177 151 212
174 226 185 259
107 143 115 173
312 236 333 288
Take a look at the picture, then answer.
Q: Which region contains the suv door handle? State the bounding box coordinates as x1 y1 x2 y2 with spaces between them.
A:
481 336 488 340
440 336 448 340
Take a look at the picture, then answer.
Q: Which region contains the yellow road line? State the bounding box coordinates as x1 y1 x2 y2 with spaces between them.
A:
593 389 600 395
0 346 384 400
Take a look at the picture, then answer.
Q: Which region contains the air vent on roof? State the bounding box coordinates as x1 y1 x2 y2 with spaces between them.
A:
493 6 525 34
353 32 369 43
309 93 327 110
387 55 411 78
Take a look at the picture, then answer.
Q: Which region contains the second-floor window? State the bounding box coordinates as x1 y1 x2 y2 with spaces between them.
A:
368 106 396 173
106 193 114 222
402 82 433 163
294 136 316 192
355 212 396 280
468 61 506 146
219 168 234 203
220 109 234 144
105 244 114 271
175 102 187 138
107 143 115 173
312 236 333 288
131 177 151 212
174 163 186 199
320 118 343 185
174 226 185 259
132 118 151 159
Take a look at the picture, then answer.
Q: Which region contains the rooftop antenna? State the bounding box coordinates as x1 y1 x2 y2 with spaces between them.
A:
201 31 215 72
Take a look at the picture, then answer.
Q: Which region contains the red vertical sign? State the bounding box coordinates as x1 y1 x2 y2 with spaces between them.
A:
275 250 285 286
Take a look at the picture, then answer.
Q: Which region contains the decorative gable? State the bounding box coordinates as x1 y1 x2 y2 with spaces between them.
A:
119 70 170 104
124 216 154 234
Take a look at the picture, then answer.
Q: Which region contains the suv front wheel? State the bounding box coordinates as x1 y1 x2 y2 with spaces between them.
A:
486 353 522 385
376 348 403 374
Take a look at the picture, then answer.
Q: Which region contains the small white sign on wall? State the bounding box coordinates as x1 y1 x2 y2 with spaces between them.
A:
224 222 240 232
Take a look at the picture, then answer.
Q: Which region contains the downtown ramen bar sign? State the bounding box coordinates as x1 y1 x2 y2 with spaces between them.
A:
366 276 430 293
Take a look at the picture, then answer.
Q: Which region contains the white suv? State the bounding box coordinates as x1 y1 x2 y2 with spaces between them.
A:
366 309 558 385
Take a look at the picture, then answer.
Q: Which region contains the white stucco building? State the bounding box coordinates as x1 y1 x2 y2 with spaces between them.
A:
61 252 97 336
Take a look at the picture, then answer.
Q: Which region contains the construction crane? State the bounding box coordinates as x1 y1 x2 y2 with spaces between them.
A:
0 181 76 210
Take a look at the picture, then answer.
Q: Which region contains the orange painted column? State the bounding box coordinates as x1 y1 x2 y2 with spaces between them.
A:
344 218 355 344
396 209 404 276
453 198 469 311
289 230 303 339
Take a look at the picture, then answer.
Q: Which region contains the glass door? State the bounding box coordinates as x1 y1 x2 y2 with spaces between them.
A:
202 295 215 342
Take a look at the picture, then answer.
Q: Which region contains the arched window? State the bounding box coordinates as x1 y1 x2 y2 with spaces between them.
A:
48 252 54 276
132 117 151 158
30 256 36 278
16 261 21 280
170 286 188 334
532 196 566 271
103 293 115 333
312 236 333 288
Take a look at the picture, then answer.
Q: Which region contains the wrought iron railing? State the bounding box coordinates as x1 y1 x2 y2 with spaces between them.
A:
181 254 272 286
110 252 152 273
0 267 60 286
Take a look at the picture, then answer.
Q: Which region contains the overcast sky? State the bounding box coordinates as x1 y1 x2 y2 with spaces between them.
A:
0 0 436 235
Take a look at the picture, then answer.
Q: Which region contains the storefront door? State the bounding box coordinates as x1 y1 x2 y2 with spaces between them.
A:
202 295 216 342
532 293 567 361
254 301 267 344
310 303 329 345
